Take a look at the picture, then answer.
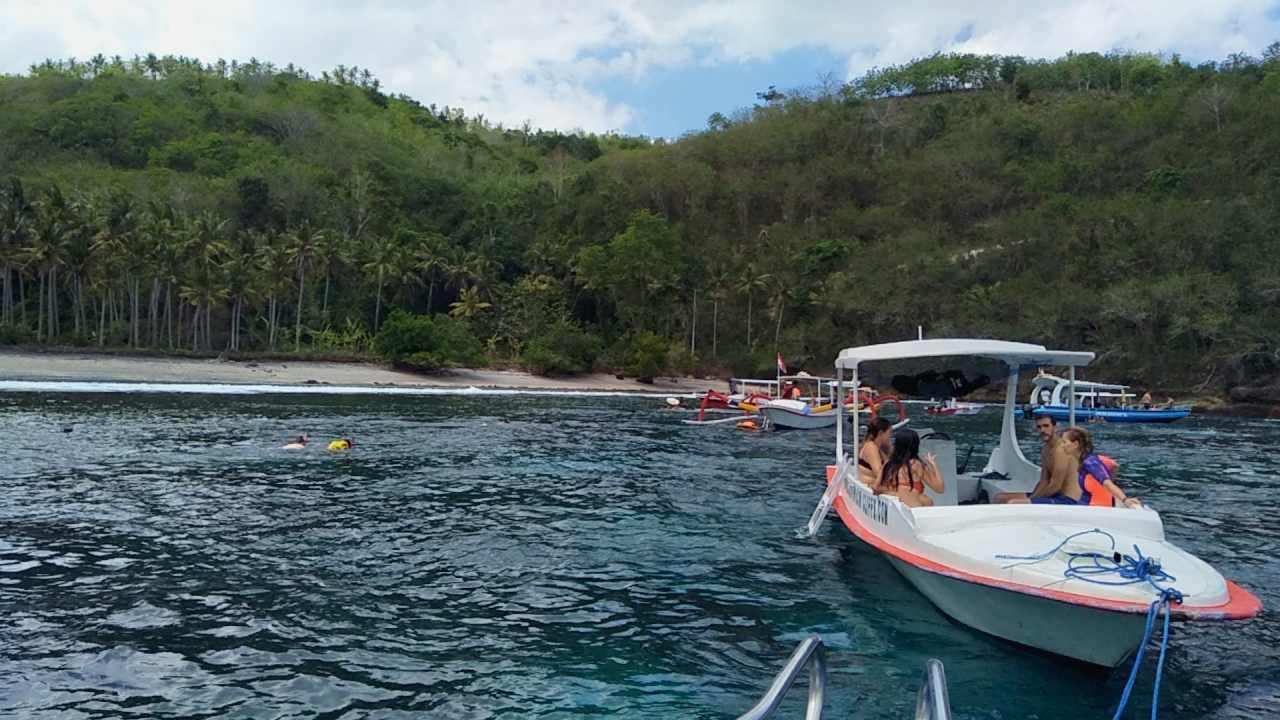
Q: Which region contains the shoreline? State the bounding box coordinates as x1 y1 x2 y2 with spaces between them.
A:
0 349 722 396
1 348 1275 416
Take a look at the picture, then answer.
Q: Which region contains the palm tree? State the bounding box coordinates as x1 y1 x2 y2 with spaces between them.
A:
138 199 177 347
0 178 32 327
223 231 260 352
768 275 796 353
255 232 294 350
26 186 72 340
63 192 98 338
741 263 773 349
413 234 448 313
182 211 229 351
362 235 403 331
90 191 140 346
449 286 492 319
707 267 731 359
314 228 349 322
287 224 324 350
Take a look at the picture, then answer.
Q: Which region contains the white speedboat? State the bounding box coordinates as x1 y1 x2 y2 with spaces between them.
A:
808 338 1261 667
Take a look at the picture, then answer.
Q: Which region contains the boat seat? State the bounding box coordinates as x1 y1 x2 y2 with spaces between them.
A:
919 431 958 506
979 472 1039 501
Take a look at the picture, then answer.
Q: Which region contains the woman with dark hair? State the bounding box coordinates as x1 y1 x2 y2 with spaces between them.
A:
857 417 894 487
876 429 944 507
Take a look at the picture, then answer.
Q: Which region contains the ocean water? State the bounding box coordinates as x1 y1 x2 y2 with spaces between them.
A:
0 390 1275 719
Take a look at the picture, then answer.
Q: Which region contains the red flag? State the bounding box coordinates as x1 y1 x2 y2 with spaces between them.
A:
777 353 787 374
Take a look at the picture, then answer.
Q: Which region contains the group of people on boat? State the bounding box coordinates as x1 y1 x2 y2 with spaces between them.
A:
995 414 1140 507
855 413 1141 509
856 418 944 508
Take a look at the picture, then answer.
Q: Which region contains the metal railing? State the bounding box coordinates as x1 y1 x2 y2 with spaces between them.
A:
914 658 952 720
735 635 826 720
736 636 953 720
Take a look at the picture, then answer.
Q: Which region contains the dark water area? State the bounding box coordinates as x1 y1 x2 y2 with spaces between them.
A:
0 391 1275 719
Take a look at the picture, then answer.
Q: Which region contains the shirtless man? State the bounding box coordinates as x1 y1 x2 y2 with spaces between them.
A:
994 415 1073 503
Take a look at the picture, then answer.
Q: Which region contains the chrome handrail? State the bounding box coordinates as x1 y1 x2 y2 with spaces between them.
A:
735 635 827 720
914 658 952 720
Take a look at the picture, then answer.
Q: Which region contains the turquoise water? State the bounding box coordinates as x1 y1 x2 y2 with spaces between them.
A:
0 392 1275 718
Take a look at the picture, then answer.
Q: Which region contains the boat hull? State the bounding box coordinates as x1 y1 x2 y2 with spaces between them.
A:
1019 406 1190 423
885 557 1147 667
760 404 837 430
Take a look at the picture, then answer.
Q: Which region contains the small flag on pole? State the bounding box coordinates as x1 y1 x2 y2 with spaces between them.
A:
777 353 787 375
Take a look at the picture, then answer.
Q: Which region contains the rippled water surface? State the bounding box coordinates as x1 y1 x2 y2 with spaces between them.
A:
0 391 1276 718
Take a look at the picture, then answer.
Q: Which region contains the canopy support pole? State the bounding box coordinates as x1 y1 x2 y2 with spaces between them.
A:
1068 365 1077 428
835 370 844 462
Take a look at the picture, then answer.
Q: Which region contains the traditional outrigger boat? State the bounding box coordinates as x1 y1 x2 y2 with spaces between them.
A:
808 339 1261 667
1020 372 1191 423
692 374 894 429
756 376 906 431
756 375 843 430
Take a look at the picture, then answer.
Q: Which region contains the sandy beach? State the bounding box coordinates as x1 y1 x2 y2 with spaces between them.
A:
0 349 722 395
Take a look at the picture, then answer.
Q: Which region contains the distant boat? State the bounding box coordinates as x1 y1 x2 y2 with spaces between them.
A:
756 375 847 430
758 376 904 430
693 375 880 425
1018 373 1191 424
925 398 983 416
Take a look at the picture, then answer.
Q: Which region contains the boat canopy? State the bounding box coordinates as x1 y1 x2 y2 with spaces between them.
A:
1034 373 1129 392
833 338 1093 478
836 338 1094 371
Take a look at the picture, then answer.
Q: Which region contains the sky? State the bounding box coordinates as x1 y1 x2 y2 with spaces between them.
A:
1 1 1278 138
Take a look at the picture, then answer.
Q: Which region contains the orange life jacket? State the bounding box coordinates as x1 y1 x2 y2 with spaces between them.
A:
1079 454 1119 507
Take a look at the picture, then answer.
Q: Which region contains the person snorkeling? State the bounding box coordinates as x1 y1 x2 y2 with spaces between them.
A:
282 433 310 450
327 438 354 452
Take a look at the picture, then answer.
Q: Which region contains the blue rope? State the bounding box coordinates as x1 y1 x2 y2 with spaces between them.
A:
995 529 1184 719
1112 589 1180 720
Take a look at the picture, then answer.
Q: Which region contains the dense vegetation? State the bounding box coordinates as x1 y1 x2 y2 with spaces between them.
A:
1 47 1279 392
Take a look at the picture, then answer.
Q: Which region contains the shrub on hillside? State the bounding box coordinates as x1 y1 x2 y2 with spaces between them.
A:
521 321 603 376
625 332 670 382
375 311 483 372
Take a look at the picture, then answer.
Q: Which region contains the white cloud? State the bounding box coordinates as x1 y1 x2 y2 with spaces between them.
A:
0 1 1276 133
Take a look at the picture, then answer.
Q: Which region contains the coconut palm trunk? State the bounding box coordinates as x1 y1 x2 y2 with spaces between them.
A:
712 299 719 359
36 271 45 340
295 261 306 351
374 268 385 330
98 292 107 346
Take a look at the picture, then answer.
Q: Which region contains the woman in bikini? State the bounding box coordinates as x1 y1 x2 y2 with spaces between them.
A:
876 428 944 508
857 417 893 486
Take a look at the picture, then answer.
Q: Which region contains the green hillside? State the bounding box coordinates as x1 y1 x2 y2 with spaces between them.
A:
1 48 1279 391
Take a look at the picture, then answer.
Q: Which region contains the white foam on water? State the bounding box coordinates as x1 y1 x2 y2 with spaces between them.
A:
0 379 684 399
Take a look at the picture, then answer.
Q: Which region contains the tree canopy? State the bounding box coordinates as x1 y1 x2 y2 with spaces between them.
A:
1 47 1279 391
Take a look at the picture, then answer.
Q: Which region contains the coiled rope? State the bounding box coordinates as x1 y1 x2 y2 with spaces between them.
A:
996 528 1184 719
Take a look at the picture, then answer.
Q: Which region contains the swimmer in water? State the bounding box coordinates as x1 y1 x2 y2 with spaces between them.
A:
282 433 310 450
327 438 354 452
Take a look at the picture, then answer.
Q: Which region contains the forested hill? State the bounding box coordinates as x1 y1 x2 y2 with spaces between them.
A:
1 49 1279 392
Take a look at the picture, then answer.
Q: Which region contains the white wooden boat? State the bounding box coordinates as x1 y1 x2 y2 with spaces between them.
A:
758 398 840 430
808 339 1261 667
758 376 903 430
